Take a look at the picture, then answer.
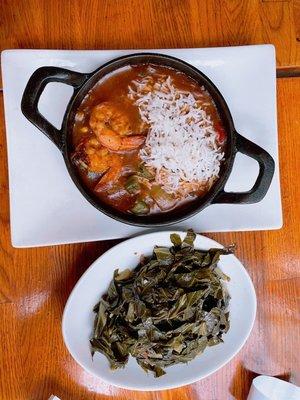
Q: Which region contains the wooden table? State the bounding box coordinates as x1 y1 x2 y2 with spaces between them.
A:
0 1 299 399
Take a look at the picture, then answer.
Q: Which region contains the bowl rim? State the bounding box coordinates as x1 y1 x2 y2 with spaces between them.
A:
62 230 257 391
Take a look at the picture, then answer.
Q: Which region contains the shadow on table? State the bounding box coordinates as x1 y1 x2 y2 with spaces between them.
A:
27 377 72 400
229 362 291 400
28 376 113 400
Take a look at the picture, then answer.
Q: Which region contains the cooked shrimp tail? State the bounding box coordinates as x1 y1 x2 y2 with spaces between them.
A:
90 102 146 151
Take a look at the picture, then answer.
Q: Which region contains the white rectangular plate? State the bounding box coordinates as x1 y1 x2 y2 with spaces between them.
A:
1 45 282 247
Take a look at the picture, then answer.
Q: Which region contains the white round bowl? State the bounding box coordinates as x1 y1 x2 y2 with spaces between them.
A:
62 231 256 391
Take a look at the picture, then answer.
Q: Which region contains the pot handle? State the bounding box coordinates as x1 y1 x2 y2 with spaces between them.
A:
213 133 275 204
21 66 90 151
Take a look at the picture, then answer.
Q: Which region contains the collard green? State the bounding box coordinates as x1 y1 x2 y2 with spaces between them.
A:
91 230 233 377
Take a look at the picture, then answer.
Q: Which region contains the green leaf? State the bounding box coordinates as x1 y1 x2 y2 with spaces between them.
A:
115 268 133 281
170 233 182 247
94 302 107 338
154 246 174 265
90 230 232 378
182 229 196 247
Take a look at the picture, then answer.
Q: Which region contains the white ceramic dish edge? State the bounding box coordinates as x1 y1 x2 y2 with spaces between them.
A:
1 46 282 247
62 231 257 391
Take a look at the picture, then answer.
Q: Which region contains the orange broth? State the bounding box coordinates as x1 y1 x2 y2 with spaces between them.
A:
72 64 226 215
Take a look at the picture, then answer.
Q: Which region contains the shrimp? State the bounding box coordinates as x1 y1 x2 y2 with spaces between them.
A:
94 155 123 191
73 137 110 173
99 132 146 151
72 136 122 188
89 102 146 151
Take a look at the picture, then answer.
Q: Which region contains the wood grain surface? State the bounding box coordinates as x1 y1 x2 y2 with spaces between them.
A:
0 1 300 399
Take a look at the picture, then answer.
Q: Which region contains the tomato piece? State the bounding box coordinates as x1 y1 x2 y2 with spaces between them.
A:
215 122 226 144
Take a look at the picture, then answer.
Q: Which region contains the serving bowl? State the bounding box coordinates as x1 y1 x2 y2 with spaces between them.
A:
62 231 256 391
21 53 275 226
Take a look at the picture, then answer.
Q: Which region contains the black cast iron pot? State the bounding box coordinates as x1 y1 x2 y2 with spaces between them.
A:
21 53 275 226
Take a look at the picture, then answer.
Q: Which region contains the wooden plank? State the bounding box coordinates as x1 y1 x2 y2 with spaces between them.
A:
0 97 13 304
277 66 300 77
0 0 299 66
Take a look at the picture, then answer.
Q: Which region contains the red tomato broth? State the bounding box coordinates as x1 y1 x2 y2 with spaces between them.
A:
72 64 226 215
